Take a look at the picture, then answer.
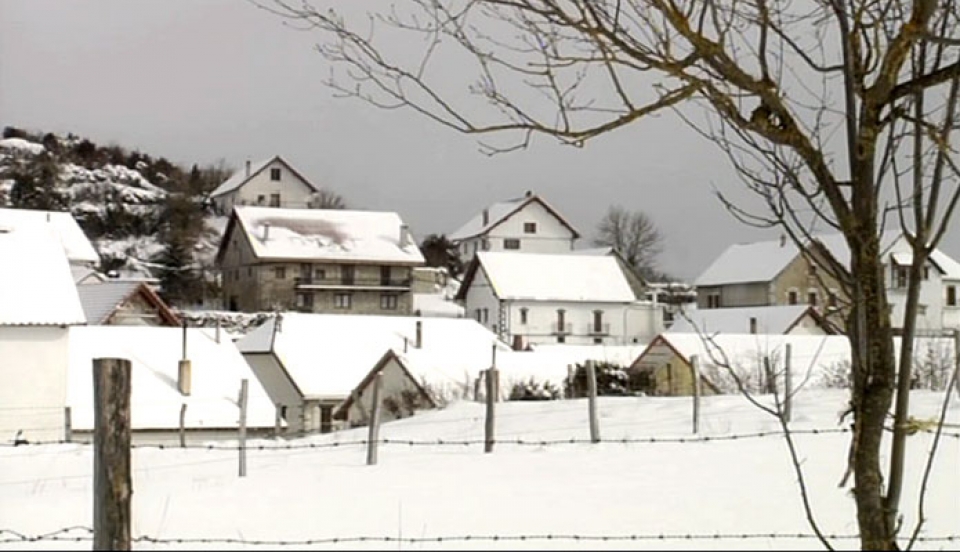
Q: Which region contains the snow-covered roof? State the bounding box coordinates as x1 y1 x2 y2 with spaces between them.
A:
209 156 319 198
66 326 276 431
930 250 960 280
0 207 100 265
229 206 425 264
666 305 822 335
694 238 800 287
77 281 142 324
471 251 636 302
449 193 580 241
0 226 86 326
236 313 507 400
0 137 45 155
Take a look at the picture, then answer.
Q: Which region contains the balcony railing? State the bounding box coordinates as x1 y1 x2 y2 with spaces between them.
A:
552 322 573 335
587 323 611 336
295 276 412 290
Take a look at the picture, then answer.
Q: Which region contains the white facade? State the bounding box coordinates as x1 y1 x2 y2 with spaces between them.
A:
453 195 578 260
463 269 661 347
883 237 960 331
212 158 318 215
0 327 70 443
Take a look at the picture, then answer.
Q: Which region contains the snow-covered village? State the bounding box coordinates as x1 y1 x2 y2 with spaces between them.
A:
2 1 960 551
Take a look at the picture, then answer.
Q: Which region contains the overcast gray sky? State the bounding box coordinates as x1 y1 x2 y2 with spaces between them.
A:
3 1 957 280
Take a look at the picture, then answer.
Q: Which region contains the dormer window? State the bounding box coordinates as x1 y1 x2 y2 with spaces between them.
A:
524 222 537 234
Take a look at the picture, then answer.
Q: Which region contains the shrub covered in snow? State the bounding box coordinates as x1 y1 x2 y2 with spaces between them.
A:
508 377 562 401
564 361 632 398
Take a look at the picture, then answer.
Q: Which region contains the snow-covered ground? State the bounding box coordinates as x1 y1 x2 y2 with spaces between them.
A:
1 389 957 550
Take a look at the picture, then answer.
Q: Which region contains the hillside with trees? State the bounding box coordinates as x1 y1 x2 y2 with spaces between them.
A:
0 126 229 308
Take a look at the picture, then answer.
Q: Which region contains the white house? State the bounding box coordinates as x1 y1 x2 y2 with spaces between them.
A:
209 156 322 215
449 191 580 260
456 251 664 348
236 313 508 433
0 225 87 444
878 235 960 332
65 326 277 443
0 207 100 267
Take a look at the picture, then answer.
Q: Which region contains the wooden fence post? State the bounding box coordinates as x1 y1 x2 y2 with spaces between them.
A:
485 368 498 453
179 404 187 448
64 406 72 443
238 379 248 478
274 403 282 439
93 358 132 551
585 360 600 443
691 354 701 434
366 372 383 466
784 344 793 423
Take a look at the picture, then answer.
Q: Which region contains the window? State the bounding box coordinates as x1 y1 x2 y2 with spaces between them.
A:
314 268 326 281
893 265 908 289
482 308 489 323
828 289 839 308
475 309 482 322
556 309 566 333
749 317 757 334
707 293 721 309
299 263 312 281
341 265 355 285
947 285 957 307
520 308 528 325
270 193 281 207
593 337 603 345
257 194 266 205
274 266 286 280
557 335 566 344
296 293 314 309
809 263 818 276
787 289 799 305
504 238 521 250
481 238 490 251
247 267 252 277
918 304 928 316
380 266 391 286
808 290 818 307
334 293 352 309
593 310 604 333
380 294 398 310
270 168 281 181
523 222 537 234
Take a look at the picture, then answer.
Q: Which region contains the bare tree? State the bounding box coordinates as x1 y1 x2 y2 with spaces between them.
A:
308 188 347 209
594 205 663 280
259 1 960 548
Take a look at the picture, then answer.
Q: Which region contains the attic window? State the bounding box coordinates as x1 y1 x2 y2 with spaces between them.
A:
524 222 537 234
787 289 799 305
270 168 281 181
947 285 957 307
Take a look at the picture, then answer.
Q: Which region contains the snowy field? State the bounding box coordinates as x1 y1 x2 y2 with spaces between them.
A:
1 389 958 550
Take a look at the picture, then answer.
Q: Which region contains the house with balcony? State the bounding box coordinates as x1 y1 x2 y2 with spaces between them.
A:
215 206 425 315
208 156 322 215
449 191 580 261
456 251 664 348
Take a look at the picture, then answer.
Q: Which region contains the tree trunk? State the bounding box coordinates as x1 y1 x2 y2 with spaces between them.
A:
847 236 898 550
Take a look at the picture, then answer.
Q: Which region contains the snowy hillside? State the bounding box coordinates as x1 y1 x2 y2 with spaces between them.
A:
1 389 957 550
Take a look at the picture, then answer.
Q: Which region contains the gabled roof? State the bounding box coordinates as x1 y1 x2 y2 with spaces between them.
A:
666 305 836 335
216 206 425 265
449 192 581 242
208 155 320 198
0 226 86 326
236 313 507 401
457 252 636 302
0 207 100 265
333 349 439 419
694 230 902 287
77 281 180 326
66 326 276 431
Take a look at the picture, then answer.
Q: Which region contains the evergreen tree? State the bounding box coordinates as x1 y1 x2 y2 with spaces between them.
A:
7 152 69 211
419 234 463 278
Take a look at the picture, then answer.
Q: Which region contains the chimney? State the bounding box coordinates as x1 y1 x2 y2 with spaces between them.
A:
512 335 524 351
400 224 412 247
481 209 489 226
415 320 422 349
178 321 192 396
262 222 270 241
245 159 251 177
525 190 533 198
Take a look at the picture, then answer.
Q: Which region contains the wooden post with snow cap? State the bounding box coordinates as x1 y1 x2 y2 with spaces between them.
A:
178 320 192 396
238 379 248 477
484 367 499 453
784 344 793 423
586 360 600 443
415 320 423 348
92 357 132 551
691 355 701 434
366 372 383 466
